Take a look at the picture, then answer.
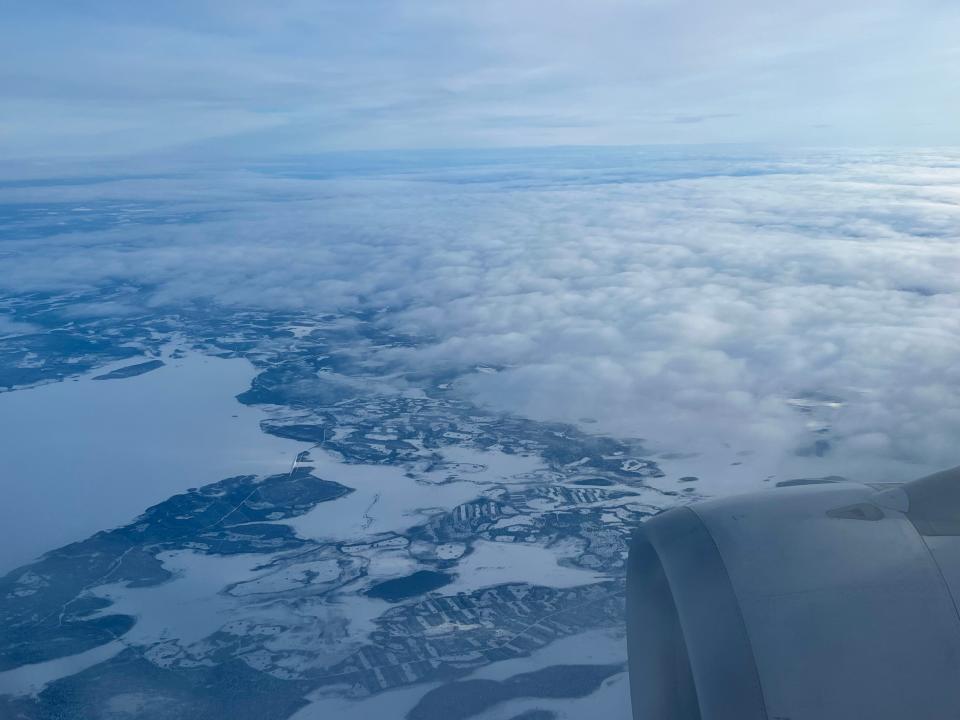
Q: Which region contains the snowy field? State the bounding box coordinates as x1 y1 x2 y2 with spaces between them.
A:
0 351 307 573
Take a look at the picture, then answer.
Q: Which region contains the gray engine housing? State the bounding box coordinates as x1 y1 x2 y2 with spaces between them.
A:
627 467 960 720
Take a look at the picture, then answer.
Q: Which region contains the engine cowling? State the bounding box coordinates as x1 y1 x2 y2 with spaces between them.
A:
627 467 960 720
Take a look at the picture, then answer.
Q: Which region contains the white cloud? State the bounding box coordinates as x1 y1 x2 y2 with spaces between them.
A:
3 148 959 481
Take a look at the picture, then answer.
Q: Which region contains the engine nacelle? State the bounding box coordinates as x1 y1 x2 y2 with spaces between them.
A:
627 467 960 720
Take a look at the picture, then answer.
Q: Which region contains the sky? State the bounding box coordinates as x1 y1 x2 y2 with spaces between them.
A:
2 0 960 159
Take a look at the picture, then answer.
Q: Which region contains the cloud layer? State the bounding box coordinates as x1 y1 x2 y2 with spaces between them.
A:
3 148 960 481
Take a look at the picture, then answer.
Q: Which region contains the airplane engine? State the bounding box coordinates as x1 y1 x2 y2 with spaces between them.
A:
627 467 960 720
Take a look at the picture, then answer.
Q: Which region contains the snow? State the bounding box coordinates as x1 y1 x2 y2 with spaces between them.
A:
0 351 308 574
443 540 604 595
425 446 547 485
470 671 630 720
286 628 628 720
468 627 625 681
464 628 629 720
284 450 480 543
0 640 125 697
89 550 264 649
289 681 444 720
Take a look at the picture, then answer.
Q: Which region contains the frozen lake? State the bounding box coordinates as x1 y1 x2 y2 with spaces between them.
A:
0 351 308 575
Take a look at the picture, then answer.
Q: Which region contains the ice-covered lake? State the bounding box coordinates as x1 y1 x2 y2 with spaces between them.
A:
0 351 307 574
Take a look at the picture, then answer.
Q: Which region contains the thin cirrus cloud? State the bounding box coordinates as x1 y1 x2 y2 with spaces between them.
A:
1 0 959 158
2 148 959 484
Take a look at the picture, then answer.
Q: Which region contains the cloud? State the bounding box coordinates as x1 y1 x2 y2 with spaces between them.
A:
667 114 739 125
2 148 960 482
2 1 959 156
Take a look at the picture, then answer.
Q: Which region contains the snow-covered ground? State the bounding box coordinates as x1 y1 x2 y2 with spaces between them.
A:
0 640 126 698
284 449 486 542
0 351 308 574
290 628 629 720
442 540 605 595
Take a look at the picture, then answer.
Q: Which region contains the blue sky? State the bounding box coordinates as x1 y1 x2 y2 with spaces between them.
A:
3 0 959 158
